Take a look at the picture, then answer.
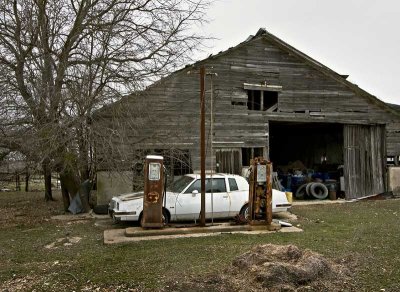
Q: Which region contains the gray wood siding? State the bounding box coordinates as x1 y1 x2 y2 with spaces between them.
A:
344 125 386 198
94 35 400 172
386 122 400 156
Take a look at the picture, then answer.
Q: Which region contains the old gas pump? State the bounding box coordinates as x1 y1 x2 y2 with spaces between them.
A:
142 155 165 228
248 157 273 225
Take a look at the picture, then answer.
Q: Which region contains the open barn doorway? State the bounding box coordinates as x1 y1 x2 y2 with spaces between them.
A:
269 121 344 199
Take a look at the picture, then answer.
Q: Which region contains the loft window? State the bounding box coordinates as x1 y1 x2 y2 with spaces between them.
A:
247 90 278 111
243 83 281 112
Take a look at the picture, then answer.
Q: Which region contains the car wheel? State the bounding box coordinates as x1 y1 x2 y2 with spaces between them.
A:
111 212 119 224
239 204 249 220
138 209 170 227
162 208 170 225
138 212 144 227
310 182 329 200
93 204 109 214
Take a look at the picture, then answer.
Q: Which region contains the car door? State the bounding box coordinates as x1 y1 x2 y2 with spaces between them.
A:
175 178 230 220
175 179 201 220
206 177 230 218
228 177 249 216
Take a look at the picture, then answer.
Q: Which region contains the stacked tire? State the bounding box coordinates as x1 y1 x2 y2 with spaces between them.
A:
295 182 329 200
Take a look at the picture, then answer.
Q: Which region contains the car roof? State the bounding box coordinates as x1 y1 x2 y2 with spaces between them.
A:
185 173 243 179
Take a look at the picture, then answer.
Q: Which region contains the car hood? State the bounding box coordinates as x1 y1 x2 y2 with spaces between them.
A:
115 191 177 202
115 191 144 201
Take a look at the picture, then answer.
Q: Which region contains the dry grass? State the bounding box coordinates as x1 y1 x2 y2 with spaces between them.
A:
1 191 400 291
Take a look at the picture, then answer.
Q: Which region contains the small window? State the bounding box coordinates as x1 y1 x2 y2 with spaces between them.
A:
184 178 227 193
185 179 200 193
263 91 278 110
247 90 262 110
228 178 239 191
247 90 278 111
206 178 227 193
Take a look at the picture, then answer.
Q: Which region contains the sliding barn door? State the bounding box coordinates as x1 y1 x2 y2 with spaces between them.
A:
343 125 386 199
215 149 241 174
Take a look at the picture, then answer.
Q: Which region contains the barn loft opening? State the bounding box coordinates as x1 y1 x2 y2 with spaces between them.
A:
247 90 278 111
269 121 344 180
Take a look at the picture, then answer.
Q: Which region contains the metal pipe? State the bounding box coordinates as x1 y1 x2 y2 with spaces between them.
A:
210 74 214 225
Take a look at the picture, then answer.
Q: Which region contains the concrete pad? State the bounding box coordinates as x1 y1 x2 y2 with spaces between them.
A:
125 222 281 237
292 199 347 206
103 223 303 244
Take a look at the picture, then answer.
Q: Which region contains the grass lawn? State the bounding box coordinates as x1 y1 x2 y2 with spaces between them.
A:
1 191 400 291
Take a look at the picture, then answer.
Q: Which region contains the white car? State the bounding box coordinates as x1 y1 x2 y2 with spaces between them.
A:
108 173 291 224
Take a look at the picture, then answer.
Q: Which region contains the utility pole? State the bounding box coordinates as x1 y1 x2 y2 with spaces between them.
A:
200 66 206 227
187 66 217 227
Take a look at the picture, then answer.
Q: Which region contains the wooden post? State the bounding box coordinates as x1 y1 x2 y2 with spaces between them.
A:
200 66 206 227
248 159 255 221
266 162 273 225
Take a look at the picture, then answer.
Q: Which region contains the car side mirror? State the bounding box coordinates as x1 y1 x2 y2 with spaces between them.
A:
192 190 199 197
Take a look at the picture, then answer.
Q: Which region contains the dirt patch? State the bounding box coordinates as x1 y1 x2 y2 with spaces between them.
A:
1 274 143 292
44 236 82 249
0 191 64 229
165 244 355 291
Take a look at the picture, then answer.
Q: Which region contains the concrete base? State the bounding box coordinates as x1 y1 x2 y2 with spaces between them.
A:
104 222 302 244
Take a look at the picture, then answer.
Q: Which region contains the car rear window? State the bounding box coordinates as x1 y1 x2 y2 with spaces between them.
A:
228 178 239 191
206 178 226 193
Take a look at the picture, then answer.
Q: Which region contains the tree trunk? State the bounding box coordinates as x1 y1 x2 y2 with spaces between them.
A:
60 169 90 213
43 160 53 201
25 171 30 192
15 173 21 191
60 178 71 212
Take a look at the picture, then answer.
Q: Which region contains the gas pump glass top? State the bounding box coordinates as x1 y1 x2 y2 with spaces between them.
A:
149 163 161 181
256 164 267 183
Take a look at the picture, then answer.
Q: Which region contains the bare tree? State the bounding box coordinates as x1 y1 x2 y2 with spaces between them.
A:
0 0 209 209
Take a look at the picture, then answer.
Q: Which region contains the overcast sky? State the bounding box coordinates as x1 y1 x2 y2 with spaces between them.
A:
195 0 400 104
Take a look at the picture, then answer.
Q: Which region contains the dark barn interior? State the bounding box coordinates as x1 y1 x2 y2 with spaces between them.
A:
269 121 344 184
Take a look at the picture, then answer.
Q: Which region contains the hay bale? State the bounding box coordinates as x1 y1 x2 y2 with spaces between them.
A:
163 244 354 292
231 244 345 291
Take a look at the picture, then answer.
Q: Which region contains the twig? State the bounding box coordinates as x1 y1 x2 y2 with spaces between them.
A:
64 272 79 282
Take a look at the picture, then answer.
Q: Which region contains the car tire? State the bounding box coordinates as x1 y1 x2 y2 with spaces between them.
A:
139 212 144 227
295 183 308 199
309 182 329 200
111 212 119 224
93 204 109 214
239 204 249 220
162 208 170 225
138 209 170 227
305 182 313 197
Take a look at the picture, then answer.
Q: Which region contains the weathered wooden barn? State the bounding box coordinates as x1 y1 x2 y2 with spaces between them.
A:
94 28 400 200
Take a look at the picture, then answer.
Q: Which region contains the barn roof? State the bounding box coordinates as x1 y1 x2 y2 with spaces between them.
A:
96 28 400 119
175 27 400 118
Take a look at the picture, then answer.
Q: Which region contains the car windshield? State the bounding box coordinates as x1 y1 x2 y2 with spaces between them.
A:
167 175 194 193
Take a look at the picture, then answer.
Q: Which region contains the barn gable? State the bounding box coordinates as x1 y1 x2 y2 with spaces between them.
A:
94 28 400 201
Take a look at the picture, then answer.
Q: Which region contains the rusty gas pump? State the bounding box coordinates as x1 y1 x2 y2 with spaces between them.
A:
248 157 273 225
142 155 165 228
